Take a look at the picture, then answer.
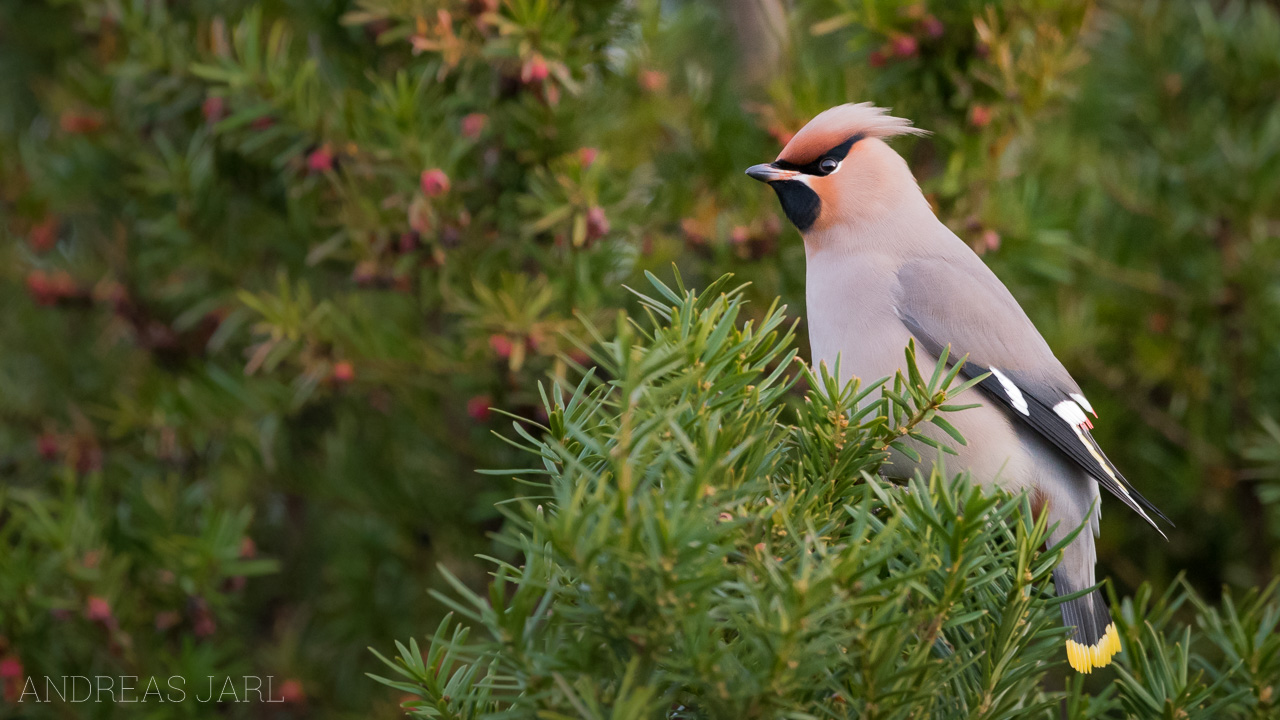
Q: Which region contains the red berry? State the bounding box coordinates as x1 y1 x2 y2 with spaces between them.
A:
891 35 918 58
488 334 514 359
461 113 488 139
521 54 549 84
639 69 667 92
332 361 355 383
306 146 334 173
26 271 53 305
28 217 59 253
869 48 889 68
26 270 77 304
420 168 450 197
0 656 20 682
278 679 305 704
60 112 103 134
86 596 112 623
37 433 59 460
969 104 993 128
202 96 227 124
980 229 1000 252
586 206 610 241
467 395 492 422
251 115 275 131
578 147 599 169
193 611 216 638
398 232 420 254
921 14 944 39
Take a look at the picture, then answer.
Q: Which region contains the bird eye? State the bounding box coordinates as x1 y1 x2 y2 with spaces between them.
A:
818 157 839 174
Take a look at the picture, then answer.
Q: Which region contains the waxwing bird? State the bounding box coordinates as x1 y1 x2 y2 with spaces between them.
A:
747 103 1169 674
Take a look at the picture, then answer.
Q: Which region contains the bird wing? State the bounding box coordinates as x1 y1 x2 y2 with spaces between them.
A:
894 258 1168 533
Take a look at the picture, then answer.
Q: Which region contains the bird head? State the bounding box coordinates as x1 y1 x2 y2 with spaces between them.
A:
747 103 927 235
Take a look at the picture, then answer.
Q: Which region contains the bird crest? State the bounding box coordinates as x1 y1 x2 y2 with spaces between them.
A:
777 103 927 166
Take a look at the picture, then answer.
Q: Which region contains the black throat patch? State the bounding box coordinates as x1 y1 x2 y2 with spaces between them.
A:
770 180 820 232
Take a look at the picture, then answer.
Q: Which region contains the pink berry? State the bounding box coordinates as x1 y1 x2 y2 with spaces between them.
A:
278 679 305 704
85 596 112 623
921 14 944 39
639 70 667 92
461 113 488 139
980 229 1000 252
193 612 216 638
521 54 549 84
37 433 59 460
891 35 918 58
489 334 514 359
467 396 492 422
202 96 227 124
26 270 52 305
398 232 420 254
28 217 58 253
60 112 102 134
586 206 610 240
969 104 993 128
306 146 334 172
420 168 450 197
578 147 599 169
332 361 355 383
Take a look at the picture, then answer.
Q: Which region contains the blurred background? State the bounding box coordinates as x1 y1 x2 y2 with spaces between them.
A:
1 0 1278 716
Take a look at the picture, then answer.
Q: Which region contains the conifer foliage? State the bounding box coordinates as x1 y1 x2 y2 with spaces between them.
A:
375 276 1280 719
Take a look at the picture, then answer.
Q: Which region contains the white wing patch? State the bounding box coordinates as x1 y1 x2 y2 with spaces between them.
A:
1070 393 1097 417
988 367 1029 415
1054 399 1091 429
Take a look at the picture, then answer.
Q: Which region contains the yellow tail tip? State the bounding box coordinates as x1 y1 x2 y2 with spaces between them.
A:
1066 623 1122 674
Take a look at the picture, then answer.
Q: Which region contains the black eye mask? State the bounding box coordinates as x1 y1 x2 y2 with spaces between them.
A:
767 134 863 231
772 134 862 177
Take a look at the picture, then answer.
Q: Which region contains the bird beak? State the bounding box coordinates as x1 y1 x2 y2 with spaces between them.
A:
745 163 798 183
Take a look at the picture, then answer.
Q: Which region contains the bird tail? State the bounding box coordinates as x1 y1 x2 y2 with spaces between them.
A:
1054 568 1121 673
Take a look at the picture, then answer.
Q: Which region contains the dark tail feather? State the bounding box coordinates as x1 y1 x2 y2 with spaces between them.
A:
1054 568 1121 673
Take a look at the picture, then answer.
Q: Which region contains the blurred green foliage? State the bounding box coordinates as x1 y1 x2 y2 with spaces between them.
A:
0 0 1278 717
